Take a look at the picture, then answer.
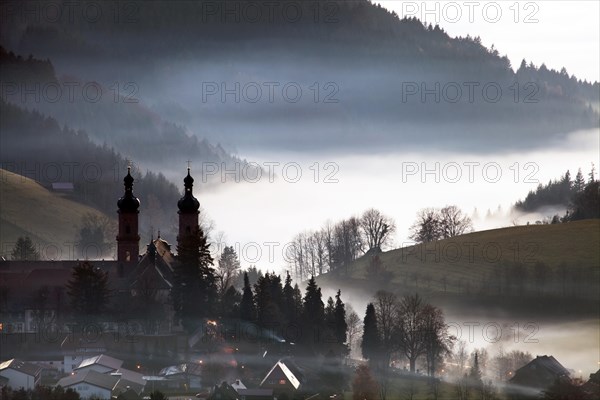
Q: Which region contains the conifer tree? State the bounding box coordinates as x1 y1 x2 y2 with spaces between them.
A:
11 236 40 260
240 272 256 321
361 303 381 365
173 227 215 332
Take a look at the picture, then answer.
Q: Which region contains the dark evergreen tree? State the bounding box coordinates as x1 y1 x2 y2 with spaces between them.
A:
361 303 381 365
254 273 283 328
302 276 325 345
66 261 110 319
573 168 586 192
282 272 297 325
239 272 256 321
325 296 336 327
11 236 40 260
567 180 600 221
334 290 348 345
173 227 215 332
220 285 241 319
293 283 303 318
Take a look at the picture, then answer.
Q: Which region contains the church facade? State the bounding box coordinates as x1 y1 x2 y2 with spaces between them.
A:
0 168 204 335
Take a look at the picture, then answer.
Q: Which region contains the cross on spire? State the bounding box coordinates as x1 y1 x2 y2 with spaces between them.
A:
186 160 192 170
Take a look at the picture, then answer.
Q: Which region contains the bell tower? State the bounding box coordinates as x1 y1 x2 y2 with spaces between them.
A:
116 166 140 264
177 167 200 242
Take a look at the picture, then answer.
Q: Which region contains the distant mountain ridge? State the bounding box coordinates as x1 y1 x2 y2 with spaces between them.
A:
1 0 597 152
0 46 259 176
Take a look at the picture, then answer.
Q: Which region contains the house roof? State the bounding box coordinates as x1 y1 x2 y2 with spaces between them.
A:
75 354 123 371
113 368 146 386
512 355 570 378
509 355 571 390
56 369 119 390
0 359 42 377
260 361 301 389
159 363 202 377
231 379 247 390
60 334 107 354
112 377 145 395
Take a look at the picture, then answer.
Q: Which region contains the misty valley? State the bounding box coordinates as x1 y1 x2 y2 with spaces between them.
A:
0 1 599 400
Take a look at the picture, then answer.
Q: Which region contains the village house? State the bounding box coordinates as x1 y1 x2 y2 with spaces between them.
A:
0 359 42 390
260 361 301 396
509 355 570 391
56 354 146 399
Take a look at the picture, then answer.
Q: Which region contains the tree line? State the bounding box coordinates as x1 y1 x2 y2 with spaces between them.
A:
288 208 396 280
515 166 599 222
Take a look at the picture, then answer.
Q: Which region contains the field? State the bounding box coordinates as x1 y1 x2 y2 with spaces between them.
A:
318 219 600 316
0 169 114 260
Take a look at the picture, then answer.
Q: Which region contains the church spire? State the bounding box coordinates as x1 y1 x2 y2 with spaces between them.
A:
117 165 140 265
177 167 200 213
117 166 140 212
177 167 200 241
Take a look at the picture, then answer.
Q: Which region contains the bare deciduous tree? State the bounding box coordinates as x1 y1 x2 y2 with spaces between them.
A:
345 305 362 358
439 205 473 238
360 208 396 252
409 208 442 243
409 206 473 243
215 245 240 295
396 293 428 373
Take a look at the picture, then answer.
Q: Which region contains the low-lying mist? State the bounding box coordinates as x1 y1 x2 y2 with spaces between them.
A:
195 128 599 270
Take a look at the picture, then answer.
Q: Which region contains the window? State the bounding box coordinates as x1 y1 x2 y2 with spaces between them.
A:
126 225 131 234
279 379 286 385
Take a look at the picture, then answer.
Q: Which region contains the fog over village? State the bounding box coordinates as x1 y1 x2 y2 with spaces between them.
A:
0 1 599 400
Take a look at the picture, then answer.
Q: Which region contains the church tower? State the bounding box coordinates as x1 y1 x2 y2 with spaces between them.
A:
116 166 140 264
177 167 201 242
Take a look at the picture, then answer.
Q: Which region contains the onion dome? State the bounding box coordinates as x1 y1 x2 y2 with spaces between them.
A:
177 167 200 213
117 166 140 212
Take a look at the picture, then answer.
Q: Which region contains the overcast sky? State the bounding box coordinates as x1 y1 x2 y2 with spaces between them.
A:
378 0 600 82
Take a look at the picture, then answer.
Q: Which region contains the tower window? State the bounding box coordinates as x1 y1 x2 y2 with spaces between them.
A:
125 251 130 262
126 225 131 234
186 226 191 233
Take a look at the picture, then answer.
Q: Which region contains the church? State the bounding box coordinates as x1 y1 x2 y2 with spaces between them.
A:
0 167 206 335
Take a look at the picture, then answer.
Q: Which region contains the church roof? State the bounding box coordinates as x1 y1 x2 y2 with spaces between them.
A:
130 237 175 290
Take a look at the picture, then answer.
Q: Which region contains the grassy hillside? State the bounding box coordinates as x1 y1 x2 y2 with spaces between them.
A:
0 169 115 260
318 220 600 316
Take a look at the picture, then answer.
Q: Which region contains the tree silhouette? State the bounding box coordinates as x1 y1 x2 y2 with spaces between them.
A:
361 303 381 366
302 276 325 346
360 208 396 252
11 236 40 260
239 272 256 322
215 245 241 295
173 227 215 332
66 261 110 318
